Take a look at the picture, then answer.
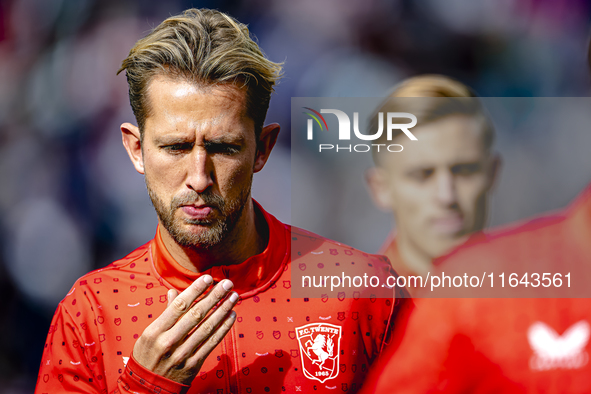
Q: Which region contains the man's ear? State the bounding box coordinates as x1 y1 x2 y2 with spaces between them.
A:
254 123 280 173
365 167 395 211
121 122 145 175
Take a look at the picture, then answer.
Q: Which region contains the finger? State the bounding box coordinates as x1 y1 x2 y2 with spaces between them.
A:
167 289 179 308
168 279 234 338
176 291 239 354
188 310 237 367
153 275 214 331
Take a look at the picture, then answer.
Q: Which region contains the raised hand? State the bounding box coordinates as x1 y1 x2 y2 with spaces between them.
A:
132 275 238 385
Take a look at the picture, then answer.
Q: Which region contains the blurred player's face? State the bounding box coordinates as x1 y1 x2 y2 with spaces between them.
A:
369 114 498 259
128 76 260 249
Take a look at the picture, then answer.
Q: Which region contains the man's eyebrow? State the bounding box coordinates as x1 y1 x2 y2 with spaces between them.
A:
153 136 193 145
405 164 435 171
204 135 246 145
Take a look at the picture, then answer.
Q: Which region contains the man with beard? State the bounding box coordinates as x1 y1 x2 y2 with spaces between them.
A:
35 8 410 394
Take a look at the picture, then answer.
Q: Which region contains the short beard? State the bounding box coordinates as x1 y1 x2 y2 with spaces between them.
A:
146 177 251 250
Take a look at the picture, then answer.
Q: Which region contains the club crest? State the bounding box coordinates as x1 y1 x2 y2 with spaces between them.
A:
295 323 342 383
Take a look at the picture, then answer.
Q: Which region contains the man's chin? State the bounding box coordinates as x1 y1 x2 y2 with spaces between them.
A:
181 219 215 228
175 232 222 249
164 220 225 248
429 235 469 257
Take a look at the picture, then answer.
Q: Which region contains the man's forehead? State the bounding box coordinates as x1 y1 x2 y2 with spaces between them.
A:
142 74 252 133
145 74 248 113
138 79 256 146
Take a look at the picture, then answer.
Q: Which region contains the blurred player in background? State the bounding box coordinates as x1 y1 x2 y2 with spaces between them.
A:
363 177 591 394
366 75 500 292
361 75 591 393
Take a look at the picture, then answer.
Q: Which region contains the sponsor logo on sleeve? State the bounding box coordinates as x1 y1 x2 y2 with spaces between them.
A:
528 320 589 371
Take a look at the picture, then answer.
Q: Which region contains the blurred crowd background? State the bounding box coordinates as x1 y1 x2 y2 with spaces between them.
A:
1 0 591 392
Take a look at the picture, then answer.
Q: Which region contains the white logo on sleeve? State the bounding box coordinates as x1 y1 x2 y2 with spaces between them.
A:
528 320 589 371
122 357 129 367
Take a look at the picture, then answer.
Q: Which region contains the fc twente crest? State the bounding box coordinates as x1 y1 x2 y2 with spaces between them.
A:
295 323 342 383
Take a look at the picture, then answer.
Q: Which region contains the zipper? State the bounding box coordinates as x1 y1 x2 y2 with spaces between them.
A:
223 324 239 393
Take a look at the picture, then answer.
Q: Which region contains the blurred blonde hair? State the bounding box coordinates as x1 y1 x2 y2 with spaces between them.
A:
118 8 283 139
388 74 476 98
371 74 493 164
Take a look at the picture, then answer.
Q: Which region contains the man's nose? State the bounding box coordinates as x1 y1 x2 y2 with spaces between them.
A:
435 171 458 207
185 148 213 193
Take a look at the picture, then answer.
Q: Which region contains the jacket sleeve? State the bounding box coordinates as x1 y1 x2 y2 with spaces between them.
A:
381 279 415 355
35 301 190 394
360 298 454 394
361 298 519 394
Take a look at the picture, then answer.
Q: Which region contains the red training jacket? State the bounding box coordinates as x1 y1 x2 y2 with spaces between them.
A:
36 201 411 394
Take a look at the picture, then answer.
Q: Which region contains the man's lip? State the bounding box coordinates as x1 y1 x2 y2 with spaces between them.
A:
430 215 464 234
180 205 213 219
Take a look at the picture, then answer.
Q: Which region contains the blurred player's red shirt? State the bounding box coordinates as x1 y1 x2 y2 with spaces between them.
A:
35 202 411 394
361 184 591 393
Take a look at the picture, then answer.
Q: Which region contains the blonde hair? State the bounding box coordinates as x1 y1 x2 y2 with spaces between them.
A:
117 8 283 139
388 74 476 97
371 74 494 164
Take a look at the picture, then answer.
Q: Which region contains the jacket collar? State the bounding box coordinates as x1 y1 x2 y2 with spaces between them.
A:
151 200 289 299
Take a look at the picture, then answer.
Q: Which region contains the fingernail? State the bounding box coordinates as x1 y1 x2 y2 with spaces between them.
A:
222 280 234 291
230 292 239 303
202 275 213 284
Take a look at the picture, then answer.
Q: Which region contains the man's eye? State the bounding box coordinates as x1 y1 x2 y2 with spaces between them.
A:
205 143 240 155
452 163 481 176
407 168 434 181
163 143 193 152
